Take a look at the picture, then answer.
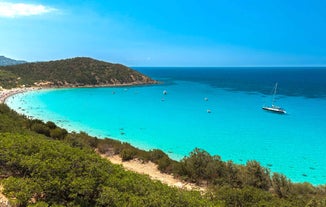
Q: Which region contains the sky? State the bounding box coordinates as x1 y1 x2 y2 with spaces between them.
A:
0 0 326 67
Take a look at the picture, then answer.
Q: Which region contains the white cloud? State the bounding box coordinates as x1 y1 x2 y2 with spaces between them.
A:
0 2 56 18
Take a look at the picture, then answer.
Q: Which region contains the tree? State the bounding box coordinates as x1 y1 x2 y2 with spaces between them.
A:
178 148 225 184
50 128 67 140
271 173 292 198
244 161 271 190
31 123 50 137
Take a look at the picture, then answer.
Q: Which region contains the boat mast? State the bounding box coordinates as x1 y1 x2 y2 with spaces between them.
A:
272 82 278 106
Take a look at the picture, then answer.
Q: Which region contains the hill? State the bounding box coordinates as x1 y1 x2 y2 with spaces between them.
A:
0 57 155 88
0 56 27 66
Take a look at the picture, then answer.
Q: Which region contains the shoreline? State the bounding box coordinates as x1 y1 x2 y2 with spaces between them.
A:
1 85 207 192
0 87 41 104
2 85 324 186
0 81 158 104
1 85 207 191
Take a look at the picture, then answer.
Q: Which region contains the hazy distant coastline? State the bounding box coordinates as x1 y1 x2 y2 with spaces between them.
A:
0 55 27 66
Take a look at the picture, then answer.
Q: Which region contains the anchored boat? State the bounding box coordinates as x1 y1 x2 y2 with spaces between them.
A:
262 83 286 114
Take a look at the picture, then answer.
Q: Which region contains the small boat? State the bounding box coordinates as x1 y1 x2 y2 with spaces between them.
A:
163 90 167 95
262 83 286 114
262 105 286 114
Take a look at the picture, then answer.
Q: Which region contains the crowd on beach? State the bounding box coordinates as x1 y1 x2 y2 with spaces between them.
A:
0 87 40 104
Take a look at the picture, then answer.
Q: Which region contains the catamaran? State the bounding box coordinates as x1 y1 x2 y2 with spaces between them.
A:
262 83 286 114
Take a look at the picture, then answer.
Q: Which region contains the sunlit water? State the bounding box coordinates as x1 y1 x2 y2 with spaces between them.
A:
6 67 326 185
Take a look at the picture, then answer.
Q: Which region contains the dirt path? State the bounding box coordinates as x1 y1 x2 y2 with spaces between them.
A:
101 154 205 191
0 185 9 207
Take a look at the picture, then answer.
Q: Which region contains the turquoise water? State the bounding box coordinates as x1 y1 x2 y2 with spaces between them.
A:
5 68 326 185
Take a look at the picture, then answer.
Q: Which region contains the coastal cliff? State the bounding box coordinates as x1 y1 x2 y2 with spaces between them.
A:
0 57 156 89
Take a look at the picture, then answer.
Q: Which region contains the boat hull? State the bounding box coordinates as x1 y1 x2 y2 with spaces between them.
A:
262 106 286 114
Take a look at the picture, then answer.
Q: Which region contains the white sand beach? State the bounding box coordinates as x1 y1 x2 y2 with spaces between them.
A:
0 87 40 104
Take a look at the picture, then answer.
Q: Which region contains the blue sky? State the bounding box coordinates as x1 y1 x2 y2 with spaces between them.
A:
0 0 326 66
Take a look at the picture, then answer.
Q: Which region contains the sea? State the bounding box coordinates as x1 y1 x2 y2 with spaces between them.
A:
5 67 326 185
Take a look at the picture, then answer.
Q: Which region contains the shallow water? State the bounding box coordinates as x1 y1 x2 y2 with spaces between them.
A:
6 67 326 185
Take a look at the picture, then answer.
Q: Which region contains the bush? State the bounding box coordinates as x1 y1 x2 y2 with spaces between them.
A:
244 160 271 190
177 148 226 184
50 128 68 140
31 123 50 137
149 149 166 162
3 177 42 207
157 156 172 173
120 149 136 161
46 121 57 129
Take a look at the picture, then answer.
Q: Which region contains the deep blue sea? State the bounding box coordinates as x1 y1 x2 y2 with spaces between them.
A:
6 67 326 185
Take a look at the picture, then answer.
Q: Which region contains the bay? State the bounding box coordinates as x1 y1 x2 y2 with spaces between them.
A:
6 67 326 185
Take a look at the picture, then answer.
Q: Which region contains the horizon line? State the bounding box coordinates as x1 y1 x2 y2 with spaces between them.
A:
131 65 326 68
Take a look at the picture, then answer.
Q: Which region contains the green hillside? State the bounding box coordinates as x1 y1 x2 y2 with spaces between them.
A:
0 57 155 89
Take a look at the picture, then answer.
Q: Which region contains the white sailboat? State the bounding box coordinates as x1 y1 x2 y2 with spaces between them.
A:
262 83 286 114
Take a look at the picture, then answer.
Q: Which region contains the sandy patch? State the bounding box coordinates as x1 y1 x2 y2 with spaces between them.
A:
101 154 206 191
0 185 9 207
0 87 41 104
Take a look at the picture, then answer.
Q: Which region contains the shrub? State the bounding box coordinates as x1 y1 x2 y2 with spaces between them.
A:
31 123 50 137
50 128 68 140
120 149 136 161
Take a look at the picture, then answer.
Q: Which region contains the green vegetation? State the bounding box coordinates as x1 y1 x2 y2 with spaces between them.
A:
0 104 212 206
0 70 18 89
0 57 155 88
1 104 325 206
